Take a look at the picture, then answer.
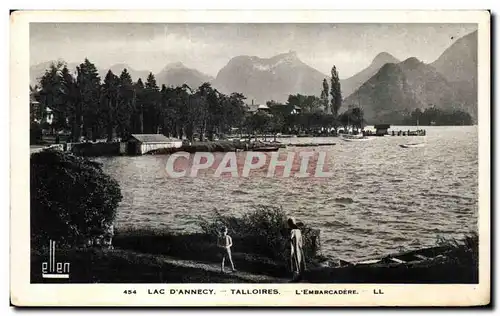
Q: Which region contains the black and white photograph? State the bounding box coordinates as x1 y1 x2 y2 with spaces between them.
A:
10 10 491 307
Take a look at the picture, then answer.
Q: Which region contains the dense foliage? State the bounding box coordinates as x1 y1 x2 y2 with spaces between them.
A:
403 107 474 126
31 150 122 247
31 60 357 142
199 206 320 262
30 60 248 142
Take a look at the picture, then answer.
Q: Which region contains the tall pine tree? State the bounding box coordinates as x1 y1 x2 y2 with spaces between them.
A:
116 69 134 138
133 78 145 133
101 70 119 142
330 66 342 118
60 66 81 142
321 78 329 113
77 59 101 141
144 73 160 134
39 61 66 132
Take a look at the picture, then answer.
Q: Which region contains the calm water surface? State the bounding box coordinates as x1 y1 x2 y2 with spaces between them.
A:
96 126 478 261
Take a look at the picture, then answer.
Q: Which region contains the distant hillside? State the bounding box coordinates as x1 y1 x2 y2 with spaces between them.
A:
155 62 213 89
213 51 327 104
431 30 478 117
431 31 477 84
345 57 468 123
344 62 421 123
340 52 400 99
345 31 478 123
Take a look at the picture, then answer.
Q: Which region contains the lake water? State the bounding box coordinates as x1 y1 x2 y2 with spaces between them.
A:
96 126 478 262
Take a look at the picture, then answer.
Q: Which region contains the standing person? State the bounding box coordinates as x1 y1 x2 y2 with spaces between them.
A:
217 226 236 273
288 217 306 281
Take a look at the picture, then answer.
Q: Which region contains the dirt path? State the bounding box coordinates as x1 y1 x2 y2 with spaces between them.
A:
155 254 290 283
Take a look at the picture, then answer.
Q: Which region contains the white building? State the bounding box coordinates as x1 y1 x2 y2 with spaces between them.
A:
128 134 182 155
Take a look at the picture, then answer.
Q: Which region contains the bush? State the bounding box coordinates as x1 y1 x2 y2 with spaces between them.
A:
30 149 122 248
434 232 479 267
198 206 320 262
30 122 43 145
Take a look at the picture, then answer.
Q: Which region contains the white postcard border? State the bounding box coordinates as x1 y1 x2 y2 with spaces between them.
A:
10 10 491 307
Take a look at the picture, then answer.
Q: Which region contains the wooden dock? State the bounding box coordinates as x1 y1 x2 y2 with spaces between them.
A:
288 143 337 147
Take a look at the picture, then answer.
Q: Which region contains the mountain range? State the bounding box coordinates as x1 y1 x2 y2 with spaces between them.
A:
30 30 477 121
345 30 477 123
340 52 401 98
212 51 326 104
30 61 213 89
155 62 214 88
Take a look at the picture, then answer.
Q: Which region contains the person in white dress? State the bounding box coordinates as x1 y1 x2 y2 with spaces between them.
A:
288 217 306 281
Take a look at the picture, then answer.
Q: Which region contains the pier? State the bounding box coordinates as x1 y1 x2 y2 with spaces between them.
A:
363 124 426 137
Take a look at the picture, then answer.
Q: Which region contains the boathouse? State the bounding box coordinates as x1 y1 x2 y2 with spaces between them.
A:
127 134 182 155
374 124 391 136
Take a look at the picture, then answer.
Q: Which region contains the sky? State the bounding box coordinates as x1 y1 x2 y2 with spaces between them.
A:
30 23 477 79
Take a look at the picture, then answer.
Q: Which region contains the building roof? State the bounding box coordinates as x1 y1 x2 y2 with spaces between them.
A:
374 124 391 129
130 134 180 143
246 104 270 112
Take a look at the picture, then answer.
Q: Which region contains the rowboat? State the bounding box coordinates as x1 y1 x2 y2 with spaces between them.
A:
251 146 280 152
400 143 425 148
342 135 373 142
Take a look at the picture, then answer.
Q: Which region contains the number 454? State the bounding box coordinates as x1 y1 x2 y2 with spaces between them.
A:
124 290 137 294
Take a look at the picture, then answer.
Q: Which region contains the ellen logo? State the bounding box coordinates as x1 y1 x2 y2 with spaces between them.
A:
41 240 70 279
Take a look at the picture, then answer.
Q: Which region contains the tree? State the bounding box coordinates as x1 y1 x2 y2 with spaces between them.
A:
101 70 119 142
116 69 134 138
132 78 145 133
226 93 246 132
60 67 82 142
30 85 43 144
160 85 182 138
287 94 321 113
320 79 329 113
248 111 272 139
350 107 364 132
338 111 349 131
31 150 122 247
217 92 246 138
170 84 194 140
330 66 342 118
143 73 161 134
38 61 66 133
411 107 423 125
77 59 101 141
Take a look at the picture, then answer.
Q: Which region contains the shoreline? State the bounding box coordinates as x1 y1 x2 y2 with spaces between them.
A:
31 229 478 284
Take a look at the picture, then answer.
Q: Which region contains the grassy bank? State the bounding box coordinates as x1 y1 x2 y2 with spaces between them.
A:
31 247 275 283
31 228 478 283
30 207 478 283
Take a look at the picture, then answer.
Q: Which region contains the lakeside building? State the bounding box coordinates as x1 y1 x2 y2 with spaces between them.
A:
127 134 182 155
291 105 301 115
374 124 391 136
246 103 271 114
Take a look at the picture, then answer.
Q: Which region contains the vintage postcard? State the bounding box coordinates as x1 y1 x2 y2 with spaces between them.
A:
10 10 490 307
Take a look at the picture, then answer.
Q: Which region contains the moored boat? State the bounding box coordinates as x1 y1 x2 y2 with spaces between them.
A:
251 146 280 152
342 135 373 142
400 143 425 148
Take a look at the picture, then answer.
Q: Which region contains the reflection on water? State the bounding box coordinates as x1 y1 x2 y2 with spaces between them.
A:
95 126 478 261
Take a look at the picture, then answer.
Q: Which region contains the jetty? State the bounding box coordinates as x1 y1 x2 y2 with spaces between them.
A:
363 124 426 137
288 143 337 147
